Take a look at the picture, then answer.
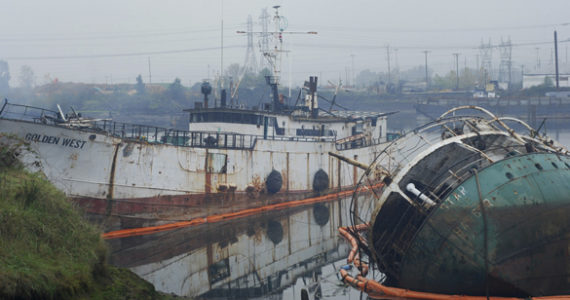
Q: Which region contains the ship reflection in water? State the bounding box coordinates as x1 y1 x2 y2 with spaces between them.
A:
107 194 374 298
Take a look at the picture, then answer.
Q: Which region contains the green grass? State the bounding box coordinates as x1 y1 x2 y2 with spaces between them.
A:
0 160 178 299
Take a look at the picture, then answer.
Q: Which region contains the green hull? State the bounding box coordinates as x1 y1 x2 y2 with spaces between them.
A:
384 153 570 296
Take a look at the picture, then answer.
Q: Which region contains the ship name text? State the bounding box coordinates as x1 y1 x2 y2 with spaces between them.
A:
25 133 87 149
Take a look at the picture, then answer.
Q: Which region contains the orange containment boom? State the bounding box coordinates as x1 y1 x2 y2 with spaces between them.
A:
337 226 570 300
102 183 382 240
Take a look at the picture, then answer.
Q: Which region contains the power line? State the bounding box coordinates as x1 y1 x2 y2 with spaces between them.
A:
0 25 243 42
290 22 570 34
4 45 244 60
5 38 569 62
292 39 570 51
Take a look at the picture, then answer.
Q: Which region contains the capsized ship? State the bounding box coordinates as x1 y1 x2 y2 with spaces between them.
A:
340 106 570 297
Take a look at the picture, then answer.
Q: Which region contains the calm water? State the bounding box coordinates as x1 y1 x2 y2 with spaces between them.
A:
278 124 570 300
114 116 570 299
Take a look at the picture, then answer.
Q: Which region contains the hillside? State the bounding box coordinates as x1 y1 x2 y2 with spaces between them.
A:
0 139 178 299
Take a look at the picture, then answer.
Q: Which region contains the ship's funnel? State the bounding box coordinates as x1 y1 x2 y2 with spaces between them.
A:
201 81 212 108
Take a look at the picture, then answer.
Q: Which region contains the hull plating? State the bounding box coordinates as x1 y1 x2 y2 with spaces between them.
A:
0 118 384 231
375 153 570 296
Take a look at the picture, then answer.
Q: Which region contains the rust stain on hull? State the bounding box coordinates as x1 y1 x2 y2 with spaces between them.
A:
106 142 121 216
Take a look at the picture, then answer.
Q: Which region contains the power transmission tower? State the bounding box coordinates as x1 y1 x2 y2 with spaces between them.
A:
498 37 512 88
555 30 560 89
242 15 258 74
238 6 316 112
479 39 493 83
258 8 270 71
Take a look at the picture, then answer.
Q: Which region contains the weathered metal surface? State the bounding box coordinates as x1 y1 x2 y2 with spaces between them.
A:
395 153 570 296
0 117 383 230
361 107 570 297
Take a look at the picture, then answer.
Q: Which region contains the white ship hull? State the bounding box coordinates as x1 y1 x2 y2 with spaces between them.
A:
1 117 386 230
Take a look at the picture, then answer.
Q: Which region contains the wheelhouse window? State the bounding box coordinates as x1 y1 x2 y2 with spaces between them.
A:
190 112 263 125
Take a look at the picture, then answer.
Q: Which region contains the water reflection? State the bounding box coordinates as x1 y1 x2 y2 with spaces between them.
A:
108 114 570 299
108 194 374 298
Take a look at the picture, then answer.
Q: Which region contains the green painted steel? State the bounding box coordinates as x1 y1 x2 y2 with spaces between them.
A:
396 153 570 296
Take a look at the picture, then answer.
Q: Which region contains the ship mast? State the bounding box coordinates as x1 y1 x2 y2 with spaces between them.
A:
237 6 316 112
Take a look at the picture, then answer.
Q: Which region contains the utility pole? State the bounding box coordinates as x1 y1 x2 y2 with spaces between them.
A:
394 48 399 70
476 54 480 70
535 47 540 73
148 57 152 84
386 45 391 86
521 64 525 88
220 0 224 88
453 53 460 90
350 54 355 86
423 50 429 90
555 30 560 89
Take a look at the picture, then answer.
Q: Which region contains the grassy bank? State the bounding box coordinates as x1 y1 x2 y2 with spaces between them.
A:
0 145 176 299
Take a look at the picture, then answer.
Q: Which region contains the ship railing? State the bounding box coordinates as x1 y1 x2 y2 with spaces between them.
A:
1 100 337 149
0 101 257 150
262 135 336 143
0 100 61 125
335 137 386 151
186 131 258 149
418 96 568 107
89 120 258 149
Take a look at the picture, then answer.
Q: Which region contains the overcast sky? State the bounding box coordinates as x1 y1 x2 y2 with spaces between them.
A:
0 0 569 87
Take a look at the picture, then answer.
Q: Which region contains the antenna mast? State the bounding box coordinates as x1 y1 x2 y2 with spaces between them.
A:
237 6 316 112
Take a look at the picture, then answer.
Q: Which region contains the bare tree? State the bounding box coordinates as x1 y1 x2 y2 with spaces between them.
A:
135 74 145 94
0 60 10 93
19 65 35 89
226 63 241 81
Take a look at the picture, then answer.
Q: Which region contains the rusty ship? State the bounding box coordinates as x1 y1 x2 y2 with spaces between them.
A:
0 85 393 232
0 7 396 234
337 106 570 298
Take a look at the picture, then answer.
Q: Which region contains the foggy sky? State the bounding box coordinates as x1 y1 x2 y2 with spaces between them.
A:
0 0 569 87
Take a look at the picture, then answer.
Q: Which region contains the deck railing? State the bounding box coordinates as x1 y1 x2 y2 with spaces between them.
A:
0 100 337 150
